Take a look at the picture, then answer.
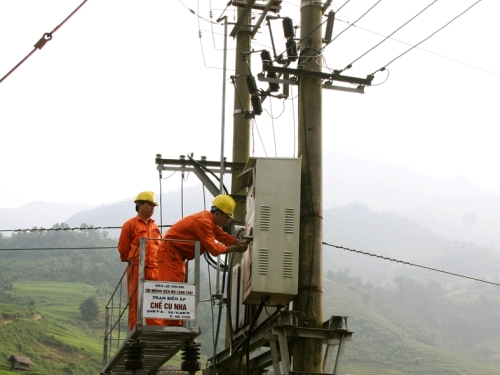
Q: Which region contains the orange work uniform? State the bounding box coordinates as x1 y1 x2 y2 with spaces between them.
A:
118 215 162 331
157 210 236 326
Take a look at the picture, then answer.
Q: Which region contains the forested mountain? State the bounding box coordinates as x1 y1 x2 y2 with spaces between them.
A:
323 203 500 286
0 223 120 288
326 269 500 374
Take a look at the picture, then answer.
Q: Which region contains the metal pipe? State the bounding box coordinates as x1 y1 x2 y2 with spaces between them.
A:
220 16 228 195
137 238 146 327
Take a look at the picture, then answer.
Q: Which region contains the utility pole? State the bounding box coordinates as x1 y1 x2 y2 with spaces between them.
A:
293 0 324 372
230 7 252 207
226 3 252 349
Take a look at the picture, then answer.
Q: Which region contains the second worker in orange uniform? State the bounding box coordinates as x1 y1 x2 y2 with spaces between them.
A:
157 194 248 326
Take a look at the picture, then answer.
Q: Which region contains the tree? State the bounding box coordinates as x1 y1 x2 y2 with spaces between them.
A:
79 296 99 321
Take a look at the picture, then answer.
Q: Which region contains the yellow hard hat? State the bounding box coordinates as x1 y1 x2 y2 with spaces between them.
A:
134 191 158 206
212 194 236 218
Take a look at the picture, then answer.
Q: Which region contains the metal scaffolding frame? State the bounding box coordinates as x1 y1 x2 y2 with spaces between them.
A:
207 310 353 375
102 238 202 375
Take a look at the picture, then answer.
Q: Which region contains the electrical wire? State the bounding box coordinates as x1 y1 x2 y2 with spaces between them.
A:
370 67 390 86
0 0 89 84
323 0 383 51
161 171 177 180
263 99 287 120
323 242 500 287
177 0 227 70
269 98 278 157
369 0 483 76
290 85 297 158
344 21 500 78
336 0 352 14
0 224 172 233
238 300 266 375
208 1 229 52
340 0 440 72
0 246 116 251
251 118 268 157
251 119 256 156
177 0 218 25
0 226 121 232
215 1 231 24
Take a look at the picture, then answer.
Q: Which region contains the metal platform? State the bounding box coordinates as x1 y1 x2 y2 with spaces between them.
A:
102 238 203 375
101 325 200 375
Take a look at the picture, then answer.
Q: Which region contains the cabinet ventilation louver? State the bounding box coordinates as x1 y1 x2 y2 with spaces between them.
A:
260 205 271 231
258 248 269 275
283 251 293 278
284 208 295 233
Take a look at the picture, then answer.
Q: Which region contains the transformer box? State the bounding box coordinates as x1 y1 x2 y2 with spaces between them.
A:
234 157 301 307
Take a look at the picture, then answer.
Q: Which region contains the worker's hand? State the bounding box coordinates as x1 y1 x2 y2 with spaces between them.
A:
227 241 248 254
234 239 249 246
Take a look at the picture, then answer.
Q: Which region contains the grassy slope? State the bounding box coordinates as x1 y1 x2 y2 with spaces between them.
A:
0 281 184 375
1 277 500 375
0 283 104 375
324 276 500 375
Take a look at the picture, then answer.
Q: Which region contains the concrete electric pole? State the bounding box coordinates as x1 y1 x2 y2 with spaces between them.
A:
293 0 324 372
230 7 252 209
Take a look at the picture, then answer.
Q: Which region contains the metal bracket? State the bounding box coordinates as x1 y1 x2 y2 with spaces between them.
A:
155 155 246 196
263 63 374 86
300 1 323 10
258 72 298 85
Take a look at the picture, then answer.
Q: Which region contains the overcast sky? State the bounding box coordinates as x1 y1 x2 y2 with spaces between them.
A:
0 0 498 209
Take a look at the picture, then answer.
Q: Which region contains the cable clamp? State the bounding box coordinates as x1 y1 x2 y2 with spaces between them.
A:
300 211 323 219
298 284 323 292
34 33 53 50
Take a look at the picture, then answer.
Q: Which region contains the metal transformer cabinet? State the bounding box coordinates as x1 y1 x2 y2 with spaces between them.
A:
234 157 301 306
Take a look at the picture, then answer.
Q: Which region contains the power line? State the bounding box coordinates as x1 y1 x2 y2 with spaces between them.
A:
0 225 172 233
338 20 500 78
0 0 89 84
177 0 217 25
269 98 278 157
0 226 119 233
323 241 500 287
336 0 352 13
323 0 384 51
0 246 116 251
251 117 268 157
370 0 483 76
341 0 440 72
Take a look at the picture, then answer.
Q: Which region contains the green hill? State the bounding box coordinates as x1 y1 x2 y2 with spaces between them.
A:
324 270 500 375
1 209 500 374
0 288 103 374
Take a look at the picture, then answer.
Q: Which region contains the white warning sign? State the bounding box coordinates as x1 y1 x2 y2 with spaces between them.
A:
142 281 196 320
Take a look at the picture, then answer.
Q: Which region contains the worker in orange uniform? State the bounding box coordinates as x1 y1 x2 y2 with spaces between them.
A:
118 191 163 331
157 194 248 326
